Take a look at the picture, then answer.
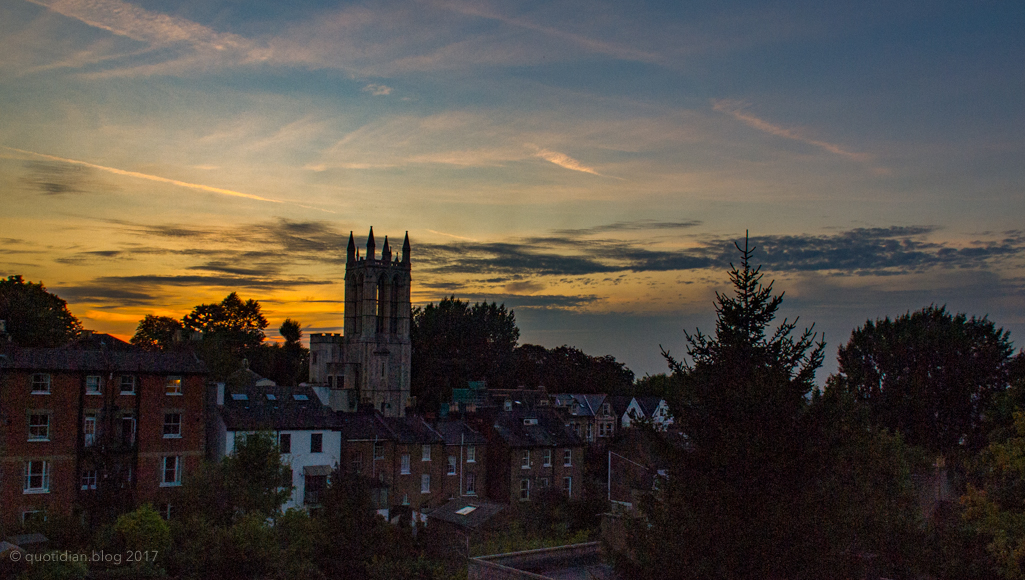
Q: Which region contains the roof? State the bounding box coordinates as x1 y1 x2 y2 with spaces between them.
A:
0 347 207 374
382 415 444 445
492 409 583 448
434 420 488 446
553 394 608 417
428 498 505 530
336 410 395 441
220 382 338 431
634 397 664 417
607 395 633 417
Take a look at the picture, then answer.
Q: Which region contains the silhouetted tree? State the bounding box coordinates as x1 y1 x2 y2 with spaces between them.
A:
412 297 519 409
513 344 634 394
0 275 82 346
130 314 184 350
832 305 1016 456
621 237 923 579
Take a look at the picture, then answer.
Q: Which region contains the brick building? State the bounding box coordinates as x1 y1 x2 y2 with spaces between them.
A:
0 343 207 529
481 409 585 503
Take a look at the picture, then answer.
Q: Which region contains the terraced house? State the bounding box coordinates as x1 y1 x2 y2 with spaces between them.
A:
0 337 207 529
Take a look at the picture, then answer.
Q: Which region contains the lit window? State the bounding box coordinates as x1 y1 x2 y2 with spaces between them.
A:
31 374 50 394
564 449 572 467
81 469 97 490
120 375 135 394
163 413 182 438
466 472 476 495
166 376 182 395
373 441 385 460
86 375 102 395
28 414 50 441
279 433 291 454
84 414 96 447
521 450 530 469
24 461 50 493
543 449 552 467
564 476 572 497
448 455 457 475
401 454 410 474
467 446 476 463
520 478 530 500
421 474 431 494
310 433 323 453
422 445 431 462
161 456 181 486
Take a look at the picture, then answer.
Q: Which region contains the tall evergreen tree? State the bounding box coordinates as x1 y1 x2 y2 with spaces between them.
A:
622 237 922 579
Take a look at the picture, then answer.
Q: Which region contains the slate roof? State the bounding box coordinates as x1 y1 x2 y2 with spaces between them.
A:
0 347 207 374
492 409 583 448
634 397 664 417
607 395 633 418
554 394 609 417
336 410 395 441
434 420 488 446
383 415 444 444
219 382 338 431
428 498 505 530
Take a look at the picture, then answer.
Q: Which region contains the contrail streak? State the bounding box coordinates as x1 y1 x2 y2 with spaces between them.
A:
2 146 334 213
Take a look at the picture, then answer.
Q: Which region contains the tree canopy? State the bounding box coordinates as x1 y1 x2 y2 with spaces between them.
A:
513 343 634 393
411 297 520 408
621 238 922 580
130 314 184 350
832 305 1017 455
0 275 82 347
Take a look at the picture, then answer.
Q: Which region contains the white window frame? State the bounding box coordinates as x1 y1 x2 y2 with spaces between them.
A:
373 441 385 460
84 414 96 447
422 444 431 462
81 469 97 490
467 445 476 463
521 450 530 469
163 412 182 438
447 455 457 475
466 472 476 495
86 375 102 395
31 374 51 394
24 460 50 493
165 376 182 396
120 375 136 395
543 449 552 467
161 456 182 486
564 476 572 497
421 473 431 494
352 451 363 474
520 478 530 501
122 415 137 446
28 413 50 441
540 477 549 488
564 448 572 467
401 453 410 475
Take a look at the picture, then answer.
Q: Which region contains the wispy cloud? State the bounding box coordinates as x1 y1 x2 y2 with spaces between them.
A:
529 145 616 178
712 100 870 162
3 147 333 213
362 83 392 96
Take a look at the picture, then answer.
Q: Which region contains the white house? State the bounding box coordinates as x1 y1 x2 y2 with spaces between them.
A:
212 372 342 511
621 396 673 431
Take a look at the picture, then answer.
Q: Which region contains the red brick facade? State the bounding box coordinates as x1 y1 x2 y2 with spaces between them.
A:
0 347 207 530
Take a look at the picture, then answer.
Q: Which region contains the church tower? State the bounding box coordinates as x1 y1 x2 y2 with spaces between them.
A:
340 228 412 416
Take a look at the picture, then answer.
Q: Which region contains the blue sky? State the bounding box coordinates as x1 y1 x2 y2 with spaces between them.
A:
2 0 1023 379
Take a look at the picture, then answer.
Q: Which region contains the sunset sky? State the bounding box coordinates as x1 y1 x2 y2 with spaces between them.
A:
2 0 1024 379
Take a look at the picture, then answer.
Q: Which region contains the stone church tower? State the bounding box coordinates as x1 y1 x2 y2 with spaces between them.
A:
309 228 411 416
